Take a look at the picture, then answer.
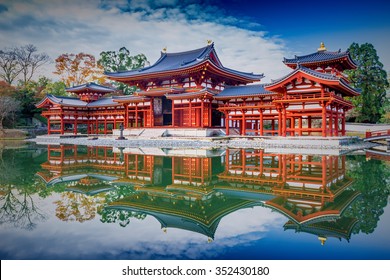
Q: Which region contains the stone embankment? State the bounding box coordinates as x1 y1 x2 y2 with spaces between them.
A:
29 134 376 155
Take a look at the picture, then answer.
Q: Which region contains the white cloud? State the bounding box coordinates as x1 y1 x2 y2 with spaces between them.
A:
0 0 291 83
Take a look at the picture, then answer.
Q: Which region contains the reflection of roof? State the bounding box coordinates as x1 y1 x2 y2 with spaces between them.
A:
105 43 263 82
284 50 357 69
284 217 358 242
215 84 275 100
265 190 360 225
108 194 259 238
66 82 116 94
37 173 118 186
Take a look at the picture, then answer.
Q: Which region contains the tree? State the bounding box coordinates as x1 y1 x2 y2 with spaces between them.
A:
98 47 149 95
0 44 49 86
0 81 19 130
0 48 22 84
346 43 389 123
53 53 105 87
14 44 50 86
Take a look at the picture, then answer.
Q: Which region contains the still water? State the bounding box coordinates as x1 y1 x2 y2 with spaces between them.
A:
0 143 389 260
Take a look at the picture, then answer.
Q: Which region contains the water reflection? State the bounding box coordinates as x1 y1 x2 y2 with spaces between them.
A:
0 144 389 259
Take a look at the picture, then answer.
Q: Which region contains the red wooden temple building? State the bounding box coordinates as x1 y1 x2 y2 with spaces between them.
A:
37 42 359 137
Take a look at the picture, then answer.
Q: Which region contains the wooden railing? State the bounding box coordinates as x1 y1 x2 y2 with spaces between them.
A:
366 129 390 138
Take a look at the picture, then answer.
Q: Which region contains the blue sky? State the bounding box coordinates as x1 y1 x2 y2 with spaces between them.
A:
0 0 389 83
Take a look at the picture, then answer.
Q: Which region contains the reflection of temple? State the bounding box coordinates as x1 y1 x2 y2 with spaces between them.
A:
37 145 358 242
216 149 359 243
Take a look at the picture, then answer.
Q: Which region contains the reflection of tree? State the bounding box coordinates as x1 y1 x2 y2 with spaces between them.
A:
54 192 101 223
0 185 46 230
345 156 390 234
0 145 48 230
98 185 146 227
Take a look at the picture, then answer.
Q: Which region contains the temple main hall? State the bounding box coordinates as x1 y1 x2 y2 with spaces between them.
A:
37 42 359 137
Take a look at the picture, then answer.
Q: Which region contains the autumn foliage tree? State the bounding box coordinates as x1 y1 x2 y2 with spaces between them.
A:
53 53 105 87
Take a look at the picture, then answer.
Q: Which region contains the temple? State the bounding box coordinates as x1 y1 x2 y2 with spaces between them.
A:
37 42 359 137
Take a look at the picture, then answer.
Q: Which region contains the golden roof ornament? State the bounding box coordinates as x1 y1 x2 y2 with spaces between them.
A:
318 42 327 52
207 39 213 45
162 47 167 53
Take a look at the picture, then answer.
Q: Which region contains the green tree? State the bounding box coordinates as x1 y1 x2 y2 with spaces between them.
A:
346 43 389 123
98 47 149 95
0 81 19 130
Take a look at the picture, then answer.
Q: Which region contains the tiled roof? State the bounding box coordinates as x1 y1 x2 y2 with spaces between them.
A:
215 84 274 100
105 43 263 81
266 65 339 87
265 65 359 95
284 50 357 67
66 82 116 93
87 97 120 107
165 88 218 99
46 95 87 107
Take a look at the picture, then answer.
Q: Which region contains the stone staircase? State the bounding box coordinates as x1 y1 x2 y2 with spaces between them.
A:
138 128 167 138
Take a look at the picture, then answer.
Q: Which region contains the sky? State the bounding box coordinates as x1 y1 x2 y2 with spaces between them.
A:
0 0 389 83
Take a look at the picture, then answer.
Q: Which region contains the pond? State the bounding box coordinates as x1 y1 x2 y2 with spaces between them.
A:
0 143 389 260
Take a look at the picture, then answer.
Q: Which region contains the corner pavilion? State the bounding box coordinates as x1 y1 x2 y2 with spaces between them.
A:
37 42 359 137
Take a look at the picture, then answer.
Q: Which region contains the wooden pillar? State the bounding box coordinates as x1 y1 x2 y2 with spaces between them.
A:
60 115 64 135
150 98 154 127
96 118 98 134
298 117 302 136
259 109 264 136
341 109 346 136
172 100 175 127
271 119 275 136
124 103 129 128
104 117 107 134
321 102 326 137
47 118 51 135
135 103 139 128
225 112 230 135
335 105 339 136
189 99 192 127
282 107 287 137
329 105 334 136
208 102 212 127
242 110 246 135
278 109 282 136
308 116 312 136
73 116 78 135
201 99 204 128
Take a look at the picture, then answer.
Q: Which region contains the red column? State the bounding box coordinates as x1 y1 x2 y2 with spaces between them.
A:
47 118 51 135
135 103 138 128
124 103 129 128
335 106 339 136
329 105 334 136
60 116 64 135
298 117 302 136
242 110 246 135
74 116 78 135
172 100 175 127
278 109 282 136
321 103 326 137
341 109 346 136
189 99 192 127
225 112 230 135
260 109 264 136
201 99 204 128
